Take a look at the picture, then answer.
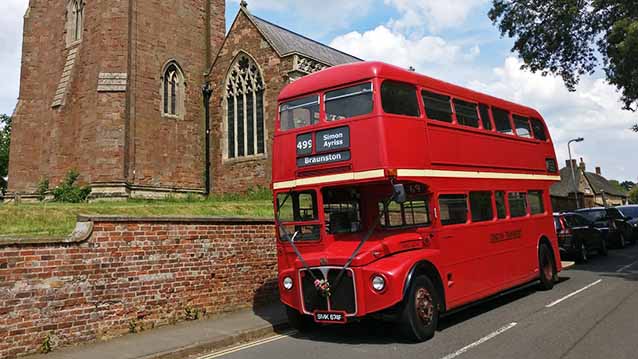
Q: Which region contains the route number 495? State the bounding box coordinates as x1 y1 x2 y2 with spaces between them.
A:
297 139 312 151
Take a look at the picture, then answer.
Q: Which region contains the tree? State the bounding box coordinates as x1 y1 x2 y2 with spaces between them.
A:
609 179 627 193
620 180 636 191
0 114 11 195
630 186 638 204
489 1 638 129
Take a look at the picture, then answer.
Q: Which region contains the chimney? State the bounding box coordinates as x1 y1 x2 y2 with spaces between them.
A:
579 158 586 171
566 159 578 168
596 167 601 176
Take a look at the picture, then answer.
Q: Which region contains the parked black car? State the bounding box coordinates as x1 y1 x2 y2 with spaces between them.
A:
554 212 607 263
575 207 634 248
616 205 638 241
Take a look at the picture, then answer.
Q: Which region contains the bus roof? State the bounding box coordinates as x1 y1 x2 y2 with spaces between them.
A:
278 61 543 118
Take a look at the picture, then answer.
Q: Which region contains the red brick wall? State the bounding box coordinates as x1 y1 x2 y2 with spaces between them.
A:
0 217 277 359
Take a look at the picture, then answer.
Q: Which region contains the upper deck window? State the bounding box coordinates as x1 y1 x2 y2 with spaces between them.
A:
493 107 514 135
279 95 320 131
325 82 373 121
530 118 548 141
422 91 453 123
479 104 492 130
381 81 420 117
453 99 480 128
513 115 532 138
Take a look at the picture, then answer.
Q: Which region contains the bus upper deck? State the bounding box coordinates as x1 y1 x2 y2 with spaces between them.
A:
273 61 559 191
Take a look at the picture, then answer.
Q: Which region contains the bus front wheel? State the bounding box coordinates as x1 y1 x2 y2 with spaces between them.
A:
539 243 557 290
398 275 440 342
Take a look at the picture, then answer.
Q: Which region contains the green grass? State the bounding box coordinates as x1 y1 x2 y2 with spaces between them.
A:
0 196 274 238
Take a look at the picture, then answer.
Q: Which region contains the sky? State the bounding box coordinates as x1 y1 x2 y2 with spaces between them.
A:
1 1 636 182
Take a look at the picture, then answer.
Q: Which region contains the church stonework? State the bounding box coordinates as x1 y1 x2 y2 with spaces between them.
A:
205 7 360 194
7 2 358 200
7 0 225 201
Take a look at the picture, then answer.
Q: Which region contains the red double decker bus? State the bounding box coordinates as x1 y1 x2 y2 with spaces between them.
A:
272 62 561 341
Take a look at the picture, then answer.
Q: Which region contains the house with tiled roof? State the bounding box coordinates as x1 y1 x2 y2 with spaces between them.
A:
550 158 629 211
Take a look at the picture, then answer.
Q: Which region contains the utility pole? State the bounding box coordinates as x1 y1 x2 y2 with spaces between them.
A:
568 137 584 210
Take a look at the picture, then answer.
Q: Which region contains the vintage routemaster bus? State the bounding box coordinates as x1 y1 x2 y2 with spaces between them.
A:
272 61 561 341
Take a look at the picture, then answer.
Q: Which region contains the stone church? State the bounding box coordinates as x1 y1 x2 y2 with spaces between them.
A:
6 0 360 201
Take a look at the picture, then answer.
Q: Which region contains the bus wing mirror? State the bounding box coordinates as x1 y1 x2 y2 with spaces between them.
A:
392 184 407 204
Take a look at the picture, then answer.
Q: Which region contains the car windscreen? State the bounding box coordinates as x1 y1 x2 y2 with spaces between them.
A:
619 207 638 218
577 210 607 222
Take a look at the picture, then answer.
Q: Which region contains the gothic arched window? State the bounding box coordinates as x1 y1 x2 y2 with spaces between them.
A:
225 54 266 159
161 62 185 117
66 0 84 45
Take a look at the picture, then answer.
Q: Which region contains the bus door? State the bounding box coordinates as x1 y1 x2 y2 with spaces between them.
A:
436 193 490 305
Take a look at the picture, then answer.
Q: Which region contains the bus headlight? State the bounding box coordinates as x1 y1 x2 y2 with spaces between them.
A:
371 275 386 292
283 277 294 291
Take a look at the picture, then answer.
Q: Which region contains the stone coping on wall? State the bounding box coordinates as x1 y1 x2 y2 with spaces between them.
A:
0 215 275 247
77 214 274 224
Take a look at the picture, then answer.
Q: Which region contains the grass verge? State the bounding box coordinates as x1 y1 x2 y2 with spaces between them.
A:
0 197 273 238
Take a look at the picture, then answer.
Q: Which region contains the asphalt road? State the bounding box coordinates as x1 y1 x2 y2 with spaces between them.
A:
199 244 638 359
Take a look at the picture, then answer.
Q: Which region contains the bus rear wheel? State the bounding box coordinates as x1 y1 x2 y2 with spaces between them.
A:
539 243 557 290
398 275 440 342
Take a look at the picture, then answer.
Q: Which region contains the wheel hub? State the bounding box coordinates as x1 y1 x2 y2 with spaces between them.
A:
415 288 434 325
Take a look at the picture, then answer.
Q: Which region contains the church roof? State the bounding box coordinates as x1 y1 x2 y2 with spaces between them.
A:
246 12 362 66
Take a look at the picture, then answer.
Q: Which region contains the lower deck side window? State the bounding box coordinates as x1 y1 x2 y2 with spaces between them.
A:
439 194 468 225
528 191 545 214
379 198 430 228
470 191 494 222
508 192 528 218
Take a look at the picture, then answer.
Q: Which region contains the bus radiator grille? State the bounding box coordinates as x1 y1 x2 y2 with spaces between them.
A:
300 268 356 315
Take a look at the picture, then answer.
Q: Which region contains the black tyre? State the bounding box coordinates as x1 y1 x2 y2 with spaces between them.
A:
618 233 626 249
599 237 608 256
575 241 588 264
398 275 440 342
539 243 557 290
286 306 315 332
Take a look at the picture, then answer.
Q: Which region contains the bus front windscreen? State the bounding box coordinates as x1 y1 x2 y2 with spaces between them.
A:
276 191 320 241
325 82 373 122
279 95 320 131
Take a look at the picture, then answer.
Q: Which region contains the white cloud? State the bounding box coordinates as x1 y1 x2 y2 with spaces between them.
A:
0 0 27 116
384 0 489 33
330 25 479 70
469 57 638 182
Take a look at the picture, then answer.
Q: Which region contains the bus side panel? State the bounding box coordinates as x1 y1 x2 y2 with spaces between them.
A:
427 123 554 173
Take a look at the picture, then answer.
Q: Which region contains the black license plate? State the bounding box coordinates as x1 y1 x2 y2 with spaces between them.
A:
313 310 347 324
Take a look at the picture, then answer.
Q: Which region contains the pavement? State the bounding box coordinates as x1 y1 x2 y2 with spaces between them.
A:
26 304 287 359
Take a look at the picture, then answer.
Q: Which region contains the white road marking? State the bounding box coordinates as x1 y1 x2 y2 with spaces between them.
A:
195 331 296 359
440 322 517 359
616 260 638 273
545 280 603 308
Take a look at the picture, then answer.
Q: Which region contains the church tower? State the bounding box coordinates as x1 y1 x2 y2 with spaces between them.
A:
7 0 225 200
